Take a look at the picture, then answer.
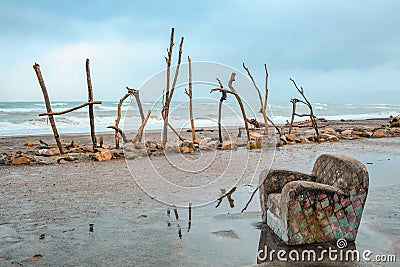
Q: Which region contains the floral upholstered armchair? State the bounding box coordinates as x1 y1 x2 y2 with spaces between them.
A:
259 154 369 245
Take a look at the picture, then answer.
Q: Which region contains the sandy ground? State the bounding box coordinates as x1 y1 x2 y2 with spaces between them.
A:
0 119 399 266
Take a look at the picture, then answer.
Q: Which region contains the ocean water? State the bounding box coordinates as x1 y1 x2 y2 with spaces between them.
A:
0 101 399 136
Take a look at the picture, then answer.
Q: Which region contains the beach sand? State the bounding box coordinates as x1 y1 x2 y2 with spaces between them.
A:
0 118 399 266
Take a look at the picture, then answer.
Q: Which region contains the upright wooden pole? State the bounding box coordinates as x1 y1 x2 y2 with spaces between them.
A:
288 99 297 135
216 78 226 144
134 91 145 122
162 28 175 146
263 64 269 135
86 59 97 149
187 56 195 144
126 87 146 142
33 63 64 155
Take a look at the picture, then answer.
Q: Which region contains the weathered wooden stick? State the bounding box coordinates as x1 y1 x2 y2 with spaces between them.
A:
106 126 129 143
266 116 282 136
215 78 226 144
163 34 184 146
162 28 175 146
263 64 269 135
289 79 319 137
39 101 102 116
243 63 268 135
86 59 97 149
113 89 135 148
126 86 145 142
169 37 184 100
99 135 103 148
228 73 250 142
288 98 297 135
132 110 152 144
167 122 184 142
134 91 145 122
186 56 195 144
33 63 64 155
165 28 174 104
126 87 145 122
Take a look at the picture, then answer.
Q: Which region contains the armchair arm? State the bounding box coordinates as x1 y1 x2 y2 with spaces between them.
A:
280 180 346 204
259 169 316 196
259 170 316 220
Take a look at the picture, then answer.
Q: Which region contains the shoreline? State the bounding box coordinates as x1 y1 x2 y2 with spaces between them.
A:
0 116 393 138
0 117 398 165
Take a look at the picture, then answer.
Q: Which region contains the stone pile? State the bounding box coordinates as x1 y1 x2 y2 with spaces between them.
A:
277 124 400 147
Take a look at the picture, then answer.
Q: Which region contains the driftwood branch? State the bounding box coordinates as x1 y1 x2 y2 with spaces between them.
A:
106 126 128 143
134 91 145 122
33 63 64 155
266 116 282 136
263 64 269 134
126 86 145 142
112 89 135 148
212 78 227 144
227 73 250 142
288 98 297 135
132 110 152 144
86 59 97 149
289 79 319 137
165 28 174 103
243 63 268 135
162 28 184 146
169 37 184 100
168 122 184 142
39 101 102 116
187 56 195 144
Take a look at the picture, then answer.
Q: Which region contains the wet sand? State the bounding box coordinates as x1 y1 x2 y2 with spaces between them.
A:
0 119 399 266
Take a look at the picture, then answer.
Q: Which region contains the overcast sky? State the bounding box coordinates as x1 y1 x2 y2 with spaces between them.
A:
1 0 399 103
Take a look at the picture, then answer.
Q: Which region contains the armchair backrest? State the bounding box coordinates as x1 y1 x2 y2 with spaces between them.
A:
312 154 369 195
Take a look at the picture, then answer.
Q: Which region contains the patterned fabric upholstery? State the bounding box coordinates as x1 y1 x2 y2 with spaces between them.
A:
259 154 369 245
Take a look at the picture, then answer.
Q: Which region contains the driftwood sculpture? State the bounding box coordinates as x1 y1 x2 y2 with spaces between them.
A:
108 85 155 147
33 60 102 155
162 28 184 146
211 73 250 142
288 78 319 138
